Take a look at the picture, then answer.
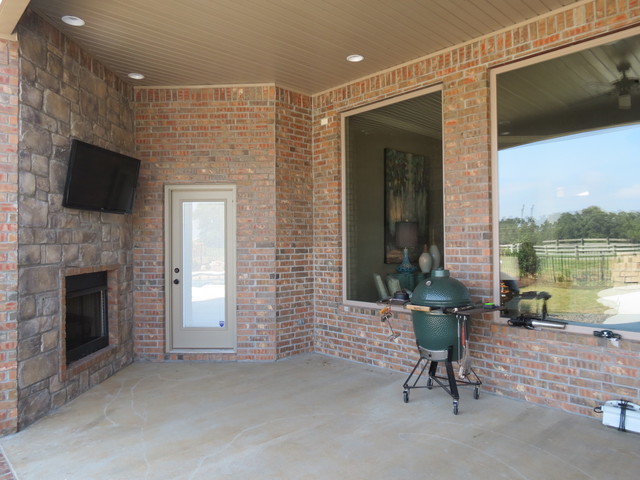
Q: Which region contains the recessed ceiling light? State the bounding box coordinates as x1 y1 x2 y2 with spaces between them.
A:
128 73 145 80
61 15 85 27
346 54 364 63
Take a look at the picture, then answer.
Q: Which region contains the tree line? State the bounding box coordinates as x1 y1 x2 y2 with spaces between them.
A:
500 206 640 245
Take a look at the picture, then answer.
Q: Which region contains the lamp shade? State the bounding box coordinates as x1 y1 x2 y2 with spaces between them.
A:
395 221 418 248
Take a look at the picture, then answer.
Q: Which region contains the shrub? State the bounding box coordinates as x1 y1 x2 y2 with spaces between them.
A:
518 242 539 277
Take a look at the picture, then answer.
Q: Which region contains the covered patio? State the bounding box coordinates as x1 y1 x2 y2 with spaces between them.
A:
1 354 638 479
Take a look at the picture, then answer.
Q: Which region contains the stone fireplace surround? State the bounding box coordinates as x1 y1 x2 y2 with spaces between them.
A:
14 11 137 431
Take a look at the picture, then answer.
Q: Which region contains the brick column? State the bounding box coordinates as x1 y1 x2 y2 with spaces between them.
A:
275 88 313 357
0 37 19 436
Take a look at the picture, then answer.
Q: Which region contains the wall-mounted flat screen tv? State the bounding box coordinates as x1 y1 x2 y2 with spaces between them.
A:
63 139 141 214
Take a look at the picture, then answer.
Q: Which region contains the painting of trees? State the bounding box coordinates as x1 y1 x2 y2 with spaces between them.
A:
384 149 429 263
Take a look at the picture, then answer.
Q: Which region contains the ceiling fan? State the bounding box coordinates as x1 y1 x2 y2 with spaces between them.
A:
605 61 639 109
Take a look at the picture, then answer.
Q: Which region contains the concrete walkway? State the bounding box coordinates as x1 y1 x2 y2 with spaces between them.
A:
599 285 640 324
1 354 639 479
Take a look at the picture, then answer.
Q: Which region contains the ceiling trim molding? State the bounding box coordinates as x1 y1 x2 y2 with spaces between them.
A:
0 0 29 38
133 82 278 91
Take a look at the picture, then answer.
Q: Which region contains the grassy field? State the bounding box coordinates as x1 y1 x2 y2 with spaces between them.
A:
501 255 610 314
519 281 607 314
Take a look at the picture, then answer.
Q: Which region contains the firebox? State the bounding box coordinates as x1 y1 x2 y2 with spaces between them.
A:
65 271 109 364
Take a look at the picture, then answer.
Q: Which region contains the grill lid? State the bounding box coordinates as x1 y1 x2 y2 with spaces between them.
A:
411 268 471 308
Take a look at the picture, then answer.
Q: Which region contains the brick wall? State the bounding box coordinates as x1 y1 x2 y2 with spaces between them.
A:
14 11 136 430
134 86 285 361
133 86 314 361
483 323 640 413
0 37 19 436
312 0 640 416
275 88 313 357
611 254 640 285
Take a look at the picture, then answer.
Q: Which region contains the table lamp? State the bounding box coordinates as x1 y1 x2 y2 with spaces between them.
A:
396 221 418 273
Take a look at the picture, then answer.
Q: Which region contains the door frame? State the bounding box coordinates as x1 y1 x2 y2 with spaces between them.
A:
164 183 237 352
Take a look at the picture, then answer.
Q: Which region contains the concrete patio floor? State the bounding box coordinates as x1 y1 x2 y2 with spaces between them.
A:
1 354 639 479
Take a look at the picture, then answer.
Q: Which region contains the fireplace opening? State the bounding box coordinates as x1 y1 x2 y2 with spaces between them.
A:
65 271 109 364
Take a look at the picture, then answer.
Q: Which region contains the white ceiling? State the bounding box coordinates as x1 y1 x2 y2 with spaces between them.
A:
4 0 585 94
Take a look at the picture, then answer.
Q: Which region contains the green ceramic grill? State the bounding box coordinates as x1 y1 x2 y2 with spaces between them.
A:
403 268 481 415
409 269 471 362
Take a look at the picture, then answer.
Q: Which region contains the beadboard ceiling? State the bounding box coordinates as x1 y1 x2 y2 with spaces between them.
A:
3 0 586 94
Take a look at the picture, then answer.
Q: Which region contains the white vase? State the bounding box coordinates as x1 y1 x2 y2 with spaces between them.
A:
429 244 441 270
418 247 432 273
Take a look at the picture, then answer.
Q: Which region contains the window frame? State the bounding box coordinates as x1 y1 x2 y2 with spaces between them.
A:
490 26 640 341
341 85 444 309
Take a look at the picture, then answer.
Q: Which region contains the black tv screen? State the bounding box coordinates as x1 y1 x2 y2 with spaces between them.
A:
63 140 141 214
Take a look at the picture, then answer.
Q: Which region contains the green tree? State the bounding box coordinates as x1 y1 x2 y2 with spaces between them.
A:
555 212 579 239
500 207 640 247
615 211 640 242
499 217 539 245
580 206 612 238
517 241 539 277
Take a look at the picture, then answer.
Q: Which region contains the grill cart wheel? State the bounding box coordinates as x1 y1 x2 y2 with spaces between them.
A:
426 378 433 389
453 400 459 415
403 390 409 403
474 386 480 399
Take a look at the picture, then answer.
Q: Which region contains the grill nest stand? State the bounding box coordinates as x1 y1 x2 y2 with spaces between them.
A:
402 309 482 415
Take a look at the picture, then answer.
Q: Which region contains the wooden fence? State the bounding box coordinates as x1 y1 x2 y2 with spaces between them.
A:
533 238 640 257
500 239 640 286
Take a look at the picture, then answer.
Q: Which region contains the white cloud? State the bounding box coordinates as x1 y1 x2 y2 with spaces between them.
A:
615 184 640 199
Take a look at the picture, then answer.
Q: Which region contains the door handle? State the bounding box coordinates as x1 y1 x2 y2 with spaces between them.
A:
173 279 180 284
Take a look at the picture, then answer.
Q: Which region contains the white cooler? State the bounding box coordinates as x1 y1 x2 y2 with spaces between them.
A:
597 400 640 434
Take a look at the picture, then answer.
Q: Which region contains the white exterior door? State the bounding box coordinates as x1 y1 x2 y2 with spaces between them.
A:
165 185 236 350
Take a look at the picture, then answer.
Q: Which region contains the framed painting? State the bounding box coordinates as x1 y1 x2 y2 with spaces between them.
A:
384 148 429 264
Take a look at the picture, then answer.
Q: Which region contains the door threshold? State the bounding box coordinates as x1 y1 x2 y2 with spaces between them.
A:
168 348 236 354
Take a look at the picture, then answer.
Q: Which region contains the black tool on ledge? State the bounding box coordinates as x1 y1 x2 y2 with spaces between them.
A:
507 314 567 329
593 329 622 340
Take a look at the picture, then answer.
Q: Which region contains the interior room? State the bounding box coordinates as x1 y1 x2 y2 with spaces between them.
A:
0 1 639 478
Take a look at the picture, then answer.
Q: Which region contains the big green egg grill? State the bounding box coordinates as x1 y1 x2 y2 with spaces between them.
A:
403 268 481 415
410 268 471 361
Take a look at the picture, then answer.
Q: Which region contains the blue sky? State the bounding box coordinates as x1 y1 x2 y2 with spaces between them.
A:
499 124 640 220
